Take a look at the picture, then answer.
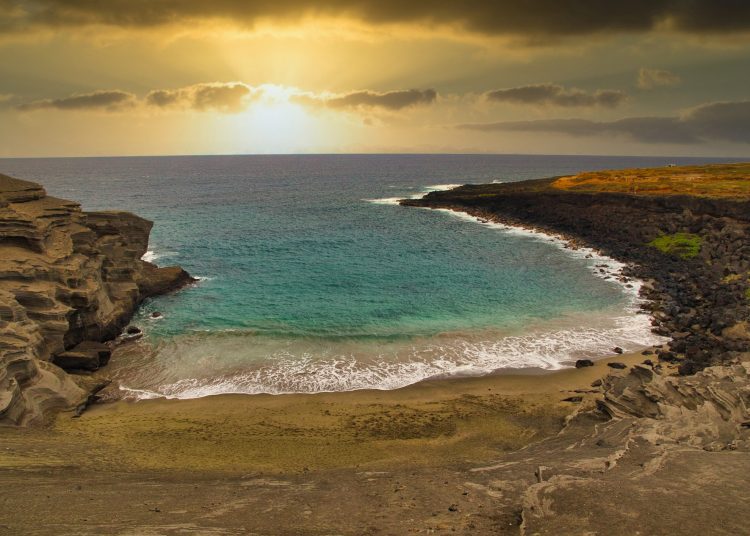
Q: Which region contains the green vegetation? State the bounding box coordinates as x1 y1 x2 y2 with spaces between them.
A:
553 162 750 199
648 233 702 259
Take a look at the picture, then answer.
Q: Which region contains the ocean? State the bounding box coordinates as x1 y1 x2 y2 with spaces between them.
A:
0 154 732 398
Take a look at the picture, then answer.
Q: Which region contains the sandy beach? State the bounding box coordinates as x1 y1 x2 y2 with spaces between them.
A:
0 351 655 534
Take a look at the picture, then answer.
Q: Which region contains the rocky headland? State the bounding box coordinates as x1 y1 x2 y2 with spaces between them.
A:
402 163 750 375
0 173 194 426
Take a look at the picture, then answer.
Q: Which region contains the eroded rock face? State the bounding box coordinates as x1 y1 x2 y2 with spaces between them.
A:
0 174 194 425
460 361 750 535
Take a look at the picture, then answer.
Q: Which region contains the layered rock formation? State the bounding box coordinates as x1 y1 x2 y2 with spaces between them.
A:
403 179 750 374
0 174 194 425
469 360 750 534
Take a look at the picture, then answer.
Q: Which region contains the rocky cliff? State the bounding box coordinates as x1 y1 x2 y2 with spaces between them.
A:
403 178 750 375
0 174 194 425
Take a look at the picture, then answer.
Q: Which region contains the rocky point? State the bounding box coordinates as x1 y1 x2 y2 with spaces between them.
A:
0 174 194 425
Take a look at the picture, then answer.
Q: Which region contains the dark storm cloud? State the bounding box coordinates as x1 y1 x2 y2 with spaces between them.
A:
146 83 253 113
486 84 627 108
2 0 750 36
457 101 750 144
16 90 136 111
297 89 437 111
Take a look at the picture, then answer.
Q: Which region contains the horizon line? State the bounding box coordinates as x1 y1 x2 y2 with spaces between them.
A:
1 152 749 161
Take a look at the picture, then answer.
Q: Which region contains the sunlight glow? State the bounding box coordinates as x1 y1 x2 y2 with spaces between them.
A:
231 84 321 153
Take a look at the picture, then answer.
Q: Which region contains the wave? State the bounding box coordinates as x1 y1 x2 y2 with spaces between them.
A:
423 183 464 192
365 182 464 205
365 197 403 205
141 248 176 263
115 310 663 400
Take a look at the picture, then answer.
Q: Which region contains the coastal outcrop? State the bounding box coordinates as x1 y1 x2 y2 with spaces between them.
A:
403 176 750 374
486 359 750 534
0 173 194 425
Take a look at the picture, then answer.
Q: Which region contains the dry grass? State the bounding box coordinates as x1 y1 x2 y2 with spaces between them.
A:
553 163 750 199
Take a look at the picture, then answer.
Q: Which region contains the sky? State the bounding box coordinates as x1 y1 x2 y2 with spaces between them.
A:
1 1 749 157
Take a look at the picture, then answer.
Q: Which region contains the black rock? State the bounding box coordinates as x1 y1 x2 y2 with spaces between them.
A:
575 359 594 368
150 311 163 319
657 351 680 363
607 362 627 369
612 347 624 354
126 326 142 335
562 396 583 403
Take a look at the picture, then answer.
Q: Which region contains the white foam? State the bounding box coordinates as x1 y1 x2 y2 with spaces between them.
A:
141 248 176 263
121 311 662 400
141 250 158 262
123 295 663 401
365 182 464 205
424 183 463 192
365 197 404 205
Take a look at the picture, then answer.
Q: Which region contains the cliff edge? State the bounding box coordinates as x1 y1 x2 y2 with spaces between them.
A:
0 173 194 425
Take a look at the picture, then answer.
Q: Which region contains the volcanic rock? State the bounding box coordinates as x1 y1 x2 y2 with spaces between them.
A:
0 173 196 425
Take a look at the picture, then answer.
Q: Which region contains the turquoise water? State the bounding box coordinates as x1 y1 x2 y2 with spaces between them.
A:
0 154 727 396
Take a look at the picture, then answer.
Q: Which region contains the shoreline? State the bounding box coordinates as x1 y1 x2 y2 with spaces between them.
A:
5 350 653 472
98 185 661 403
402 177 750 375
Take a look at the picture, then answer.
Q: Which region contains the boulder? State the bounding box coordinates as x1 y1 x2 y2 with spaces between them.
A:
139 263 196 297
575 359 594 368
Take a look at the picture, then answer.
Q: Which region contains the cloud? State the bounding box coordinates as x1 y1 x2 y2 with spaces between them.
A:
457 100 750 144
16 90 136 111
146 82 254 113
14 83 435 115
486 84 627 108
637 68 681 89
3 1 750 38
296 89 437 111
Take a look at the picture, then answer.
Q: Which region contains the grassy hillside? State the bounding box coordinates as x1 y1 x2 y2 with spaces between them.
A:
552 163 750 198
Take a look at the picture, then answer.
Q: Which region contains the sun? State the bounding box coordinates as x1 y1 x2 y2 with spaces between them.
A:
233 85 319 153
